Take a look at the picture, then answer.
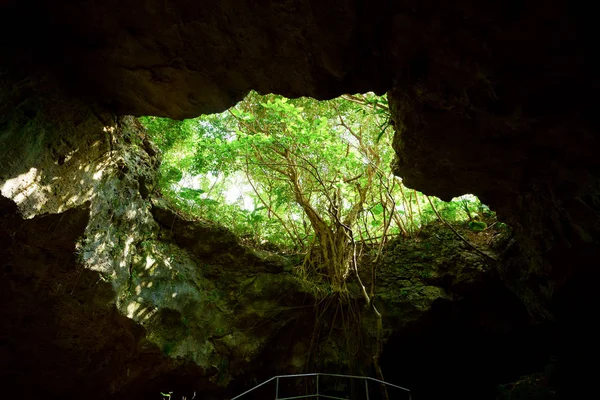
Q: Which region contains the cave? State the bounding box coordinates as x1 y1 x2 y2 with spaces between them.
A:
1 1 598 399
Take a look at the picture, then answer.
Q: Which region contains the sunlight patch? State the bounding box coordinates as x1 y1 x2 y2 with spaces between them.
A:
1 167 39 201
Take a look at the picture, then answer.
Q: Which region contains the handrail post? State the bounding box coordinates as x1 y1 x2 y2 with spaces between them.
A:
276 376 279 400
365 378 369 400
316 374 319 400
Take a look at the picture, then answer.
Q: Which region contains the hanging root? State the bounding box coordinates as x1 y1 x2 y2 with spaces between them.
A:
372 304 389 400
346 223 390 400
302 214 389 399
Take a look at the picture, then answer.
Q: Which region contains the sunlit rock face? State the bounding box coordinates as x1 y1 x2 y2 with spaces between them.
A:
0 96 112 217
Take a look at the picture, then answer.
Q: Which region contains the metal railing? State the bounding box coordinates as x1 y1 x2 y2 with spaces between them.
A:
231 373 411 400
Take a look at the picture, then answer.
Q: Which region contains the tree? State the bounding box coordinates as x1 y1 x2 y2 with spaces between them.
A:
140 92 494 286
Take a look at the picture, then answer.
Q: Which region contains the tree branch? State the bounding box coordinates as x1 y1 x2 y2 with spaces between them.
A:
425 195 498 262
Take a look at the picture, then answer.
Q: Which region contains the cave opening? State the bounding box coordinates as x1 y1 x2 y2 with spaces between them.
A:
131 90 529 400
0 70 566 400
141 90 499 256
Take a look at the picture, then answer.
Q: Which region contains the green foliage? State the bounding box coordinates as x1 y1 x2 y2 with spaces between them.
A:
162 341 176 355
468 221 488 232
140 92 494 264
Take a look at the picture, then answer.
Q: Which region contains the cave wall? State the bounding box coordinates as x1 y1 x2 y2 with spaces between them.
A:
385 0 600 314
1 0 396 118
0 197 201 399
1 1 594 118
0 96 325 398
375 224 553 399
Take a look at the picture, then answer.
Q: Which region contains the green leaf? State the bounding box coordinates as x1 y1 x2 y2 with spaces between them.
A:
370 219 382 228
372 203 384 215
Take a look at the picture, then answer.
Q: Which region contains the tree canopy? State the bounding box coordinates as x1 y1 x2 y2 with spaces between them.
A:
140 92 494 286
